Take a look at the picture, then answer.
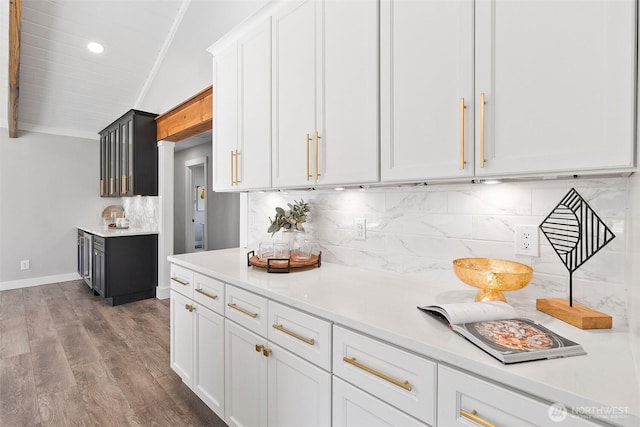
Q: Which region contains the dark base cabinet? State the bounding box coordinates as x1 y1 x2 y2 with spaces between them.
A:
92 234 157 306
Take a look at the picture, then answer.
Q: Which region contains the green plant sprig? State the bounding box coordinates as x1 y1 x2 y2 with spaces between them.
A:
268 199 310 236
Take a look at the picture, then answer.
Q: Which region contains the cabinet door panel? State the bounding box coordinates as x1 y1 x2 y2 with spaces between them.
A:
381 0 474 182
475 0 635 176
320 0 379 185
333 377 427 427
239 19 272 190
213 44 238 191
224 320 268 427
267 342 330 427
170 290 193 386
272 0 317 188
194 304 224 419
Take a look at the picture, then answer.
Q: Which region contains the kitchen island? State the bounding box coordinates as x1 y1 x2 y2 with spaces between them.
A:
169 248 639 426
78 225 158 305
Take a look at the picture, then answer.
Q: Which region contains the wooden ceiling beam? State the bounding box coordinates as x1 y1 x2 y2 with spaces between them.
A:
8 0 21 138
155 86 213 142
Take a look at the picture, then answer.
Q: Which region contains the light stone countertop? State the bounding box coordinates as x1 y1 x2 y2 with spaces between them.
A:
169 248 640 426
77 225 158 238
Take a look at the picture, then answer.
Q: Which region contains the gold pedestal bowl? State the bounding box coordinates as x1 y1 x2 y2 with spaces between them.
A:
453 258 533 302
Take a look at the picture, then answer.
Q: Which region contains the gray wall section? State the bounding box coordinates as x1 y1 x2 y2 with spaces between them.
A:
0 130 110 282
173 142 239 254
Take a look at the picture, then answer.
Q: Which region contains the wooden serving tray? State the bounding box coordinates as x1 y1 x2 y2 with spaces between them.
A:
247 250 322 273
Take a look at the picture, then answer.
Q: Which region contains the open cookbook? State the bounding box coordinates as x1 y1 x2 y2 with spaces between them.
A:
418 301 586 364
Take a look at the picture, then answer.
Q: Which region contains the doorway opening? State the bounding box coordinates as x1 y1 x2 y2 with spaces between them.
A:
185 157 208 253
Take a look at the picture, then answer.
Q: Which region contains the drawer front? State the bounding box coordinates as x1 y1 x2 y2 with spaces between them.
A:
170 264 194 298
193 273 225 315
267 301 331 371
438 365 602 427
333 326 436 425
225 285 268 336
333 377 427 427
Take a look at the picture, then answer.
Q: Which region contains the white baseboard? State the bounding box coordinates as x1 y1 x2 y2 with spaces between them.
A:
156 284 170 299
0 272 82 291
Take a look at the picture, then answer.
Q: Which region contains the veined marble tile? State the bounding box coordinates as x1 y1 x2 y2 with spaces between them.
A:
247 177 632 319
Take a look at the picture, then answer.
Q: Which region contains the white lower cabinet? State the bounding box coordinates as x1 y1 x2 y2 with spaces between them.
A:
224 284 332 427
333 376 427 427
268 342 331 427
333 325 436 425
224 319 268 427
193 300 225 417
170 290 193 385
169 290 225 419
438 365 602 427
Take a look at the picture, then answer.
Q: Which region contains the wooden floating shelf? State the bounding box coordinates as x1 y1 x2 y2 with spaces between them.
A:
536 298 612 329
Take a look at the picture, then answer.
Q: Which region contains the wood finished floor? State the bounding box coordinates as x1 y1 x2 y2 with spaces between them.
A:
0 280 227 427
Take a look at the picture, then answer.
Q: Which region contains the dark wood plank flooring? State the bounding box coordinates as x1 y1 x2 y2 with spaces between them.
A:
0 280 227 427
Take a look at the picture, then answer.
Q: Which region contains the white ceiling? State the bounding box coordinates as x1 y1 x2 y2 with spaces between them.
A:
4 0 267 140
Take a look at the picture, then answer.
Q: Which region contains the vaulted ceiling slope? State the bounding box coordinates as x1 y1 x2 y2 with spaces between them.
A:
7 0 267 140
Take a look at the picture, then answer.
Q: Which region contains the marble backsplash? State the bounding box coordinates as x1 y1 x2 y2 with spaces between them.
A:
248 178 631 318
121 196 159 229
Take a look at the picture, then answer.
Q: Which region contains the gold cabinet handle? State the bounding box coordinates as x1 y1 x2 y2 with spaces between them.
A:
306 133 312 180
255 344 264 352
171 277 189 286
121 175 126 194
195 288 218 300
230 150 235 185
314 131 321 180
460 409 495 427
262 348 271 357
342 357 412 391
227 303 258 318
185 304 195 312
110 178 114 195
234 150 240 184
459 97 466 170
272 324 315 346
100 179 104 196
480 92 486 168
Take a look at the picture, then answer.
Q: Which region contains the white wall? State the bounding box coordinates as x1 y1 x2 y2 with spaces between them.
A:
0 130 109 288
249 177 633 319
174 142 240 254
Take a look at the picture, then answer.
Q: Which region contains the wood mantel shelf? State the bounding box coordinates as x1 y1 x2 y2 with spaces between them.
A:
155 86 212 142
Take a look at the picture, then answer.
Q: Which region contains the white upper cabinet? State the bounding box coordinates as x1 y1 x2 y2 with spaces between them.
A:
381 0 474 182
475 0 636 177
272 0 379 188
382 0 636 182
212 44 238 192
211 16 272 191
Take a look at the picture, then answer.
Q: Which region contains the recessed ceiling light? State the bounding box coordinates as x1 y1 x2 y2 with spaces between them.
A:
87 42 104 54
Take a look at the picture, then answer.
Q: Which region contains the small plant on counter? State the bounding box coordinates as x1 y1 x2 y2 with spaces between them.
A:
268 199 310 236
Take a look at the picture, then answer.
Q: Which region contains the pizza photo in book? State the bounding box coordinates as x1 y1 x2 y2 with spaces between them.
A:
417 301 586 364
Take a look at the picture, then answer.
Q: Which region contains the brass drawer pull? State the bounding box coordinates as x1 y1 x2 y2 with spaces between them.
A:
185 304 195 312
171 277 189 286
343 356 412 391
480 92 486 168
255 344 264 352
306 133 312 180
195 288 218 300
272 324 315 346
314 131 321 180
227 303 258 318
459 97 466 170
460 409 495 427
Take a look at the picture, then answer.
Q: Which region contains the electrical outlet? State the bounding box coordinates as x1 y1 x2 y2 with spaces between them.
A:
514 225 539 257
354 217 366 240
20 260 30 270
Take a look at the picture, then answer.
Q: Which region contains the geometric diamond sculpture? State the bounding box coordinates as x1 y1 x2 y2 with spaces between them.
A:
539 188 615 306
